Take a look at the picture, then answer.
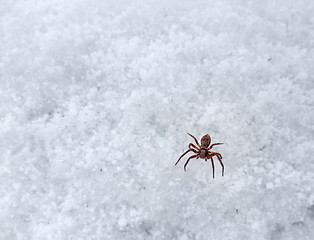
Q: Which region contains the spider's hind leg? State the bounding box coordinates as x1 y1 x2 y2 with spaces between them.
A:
189 143 199 150
187 133 201 148
208 143 223 150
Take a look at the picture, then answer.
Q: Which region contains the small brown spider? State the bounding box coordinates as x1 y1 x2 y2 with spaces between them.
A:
175 133 224 178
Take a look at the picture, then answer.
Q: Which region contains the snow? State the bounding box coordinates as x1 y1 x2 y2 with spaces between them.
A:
1 0 314 239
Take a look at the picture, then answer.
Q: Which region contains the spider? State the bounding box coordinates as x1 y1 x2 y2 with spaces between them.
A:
175 133 224 178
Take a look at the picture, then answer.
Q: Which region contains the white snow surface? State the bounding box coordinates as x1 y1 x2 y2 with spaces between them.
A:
1 0 314 239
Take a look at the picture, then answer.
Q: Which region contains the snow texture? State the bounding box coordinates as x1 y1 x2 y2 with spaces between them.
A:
1 0 314 239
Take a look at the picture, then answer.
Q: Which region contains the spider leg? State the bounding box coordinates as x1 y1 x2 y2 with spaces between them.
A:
208 143 223 150
189 143 199 150
184 154 198 171
175 149 197 165
216 154 224 177
210 157 215 178
187 133 201 148
210 152 224 177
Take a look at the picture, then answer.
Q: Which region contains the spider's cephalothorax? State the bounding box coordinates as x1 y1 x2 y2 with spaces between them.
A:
175 133 224 178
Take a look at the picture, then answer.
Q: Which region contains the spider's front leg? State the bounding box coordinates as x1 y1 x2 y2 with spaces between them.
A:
175 148 197 165
184 155 198 171
210 157 215 178
210 152 224 177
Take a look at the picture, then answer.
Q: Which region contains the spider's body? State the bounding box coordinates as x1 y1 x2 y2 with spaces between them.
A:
175 133 224 178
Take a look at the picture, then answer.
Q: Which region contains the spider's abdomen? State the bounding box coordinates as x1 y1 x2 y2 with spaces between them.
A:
200 149 207 159
201 134 211 148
